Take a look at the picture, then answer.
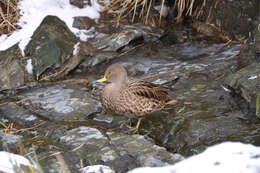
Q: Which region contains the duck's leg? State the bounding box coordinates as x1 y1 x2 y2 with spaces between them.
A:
135 117 142 130
127 117 142 134
120 118 132 128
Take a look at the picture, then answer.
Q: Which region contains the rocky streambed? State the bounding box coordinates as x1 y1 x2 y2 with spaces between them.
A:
0 6 260 173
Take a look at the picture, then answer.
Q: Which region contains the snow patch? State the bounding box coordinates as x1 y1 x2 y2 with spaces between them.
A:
73 42 80 55
26 59 33 74
0 0 103 53
80 165 115 173
249 75 259 80
128 142 260 173
0 151 32 173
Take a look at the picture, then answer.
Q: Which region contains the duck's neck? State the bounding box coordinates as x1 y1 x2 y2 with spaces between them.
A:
105 82 124 100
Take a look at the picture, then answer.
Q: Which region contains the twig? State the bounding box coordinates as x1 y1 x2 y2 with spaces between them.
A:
208 40 232 56
225 51 240 60
72 143 85 152
12 122 46 134
116 43 144 57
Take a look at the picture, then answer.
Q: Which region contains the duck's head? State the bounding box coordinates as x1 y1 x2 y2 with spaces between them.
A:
98 64 127 84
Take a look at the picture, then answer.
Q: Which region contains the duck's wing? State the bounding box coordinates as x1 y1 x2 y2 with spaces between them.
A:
125 78 171 101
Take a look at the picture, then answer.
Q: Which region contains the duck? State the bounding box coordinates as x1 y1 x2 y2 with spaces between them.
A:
98 64 177 132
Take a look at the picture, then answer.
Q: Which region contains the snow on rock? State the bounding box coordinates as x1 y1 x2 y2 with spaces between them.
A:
26 58 33 74
73 42 80 55
0 0 103 53
0 151 32 173
128 142 260 173
80 165 115 173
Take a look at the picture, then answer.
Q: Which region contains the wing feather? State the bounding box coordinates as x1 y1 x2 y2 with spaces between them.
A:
124 78 171 101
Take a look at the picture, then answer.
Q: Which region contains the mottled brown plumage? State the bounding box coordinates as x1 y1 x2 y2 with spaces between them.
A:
98 64 177 131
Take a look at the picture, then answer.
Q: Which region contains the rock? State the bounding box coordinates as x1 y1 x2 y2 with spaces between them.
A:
0 103 43 127
0 131 23 152
0 44 24 90
0 104 43 152
95 24 164 52
70 0 84 8
59 126 183 173
160 113 256 156
225 63 260 118
19 84 100 120
237 41 257 70
255 17 260 54
24 15 80 80
73 16 97 30
128 142 260 173
80 24 164 67
80 51 118 67
107 132 184 167
60 126 107 146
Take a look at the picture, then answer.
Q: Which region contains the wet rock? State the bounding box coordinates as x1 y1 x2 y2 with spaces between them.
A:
0 131 22 151
0 103 44 152
80 51 118 67
36 146 78 173
80 24 164 67
24 15 80 80
225 63 260 118
59 126 183 173
0 103 43 127
0 44 24 90
19 84 99 120
128 142 260 173
172 42 241 60
60 126 107 147
107 132 184 167
146 60 260 156
97 24 163 52
162 113 260 155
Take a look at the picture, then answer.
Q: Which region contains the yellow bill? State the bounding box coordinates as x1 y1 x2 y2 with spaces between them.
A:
98 76 107 83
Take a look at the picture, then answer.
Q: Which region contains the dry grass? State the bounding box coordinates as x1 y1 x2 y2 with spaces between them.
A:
105 0 207 26
105 0 168 26
0 120 45 135
175 0 206 23
0 0 20 36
